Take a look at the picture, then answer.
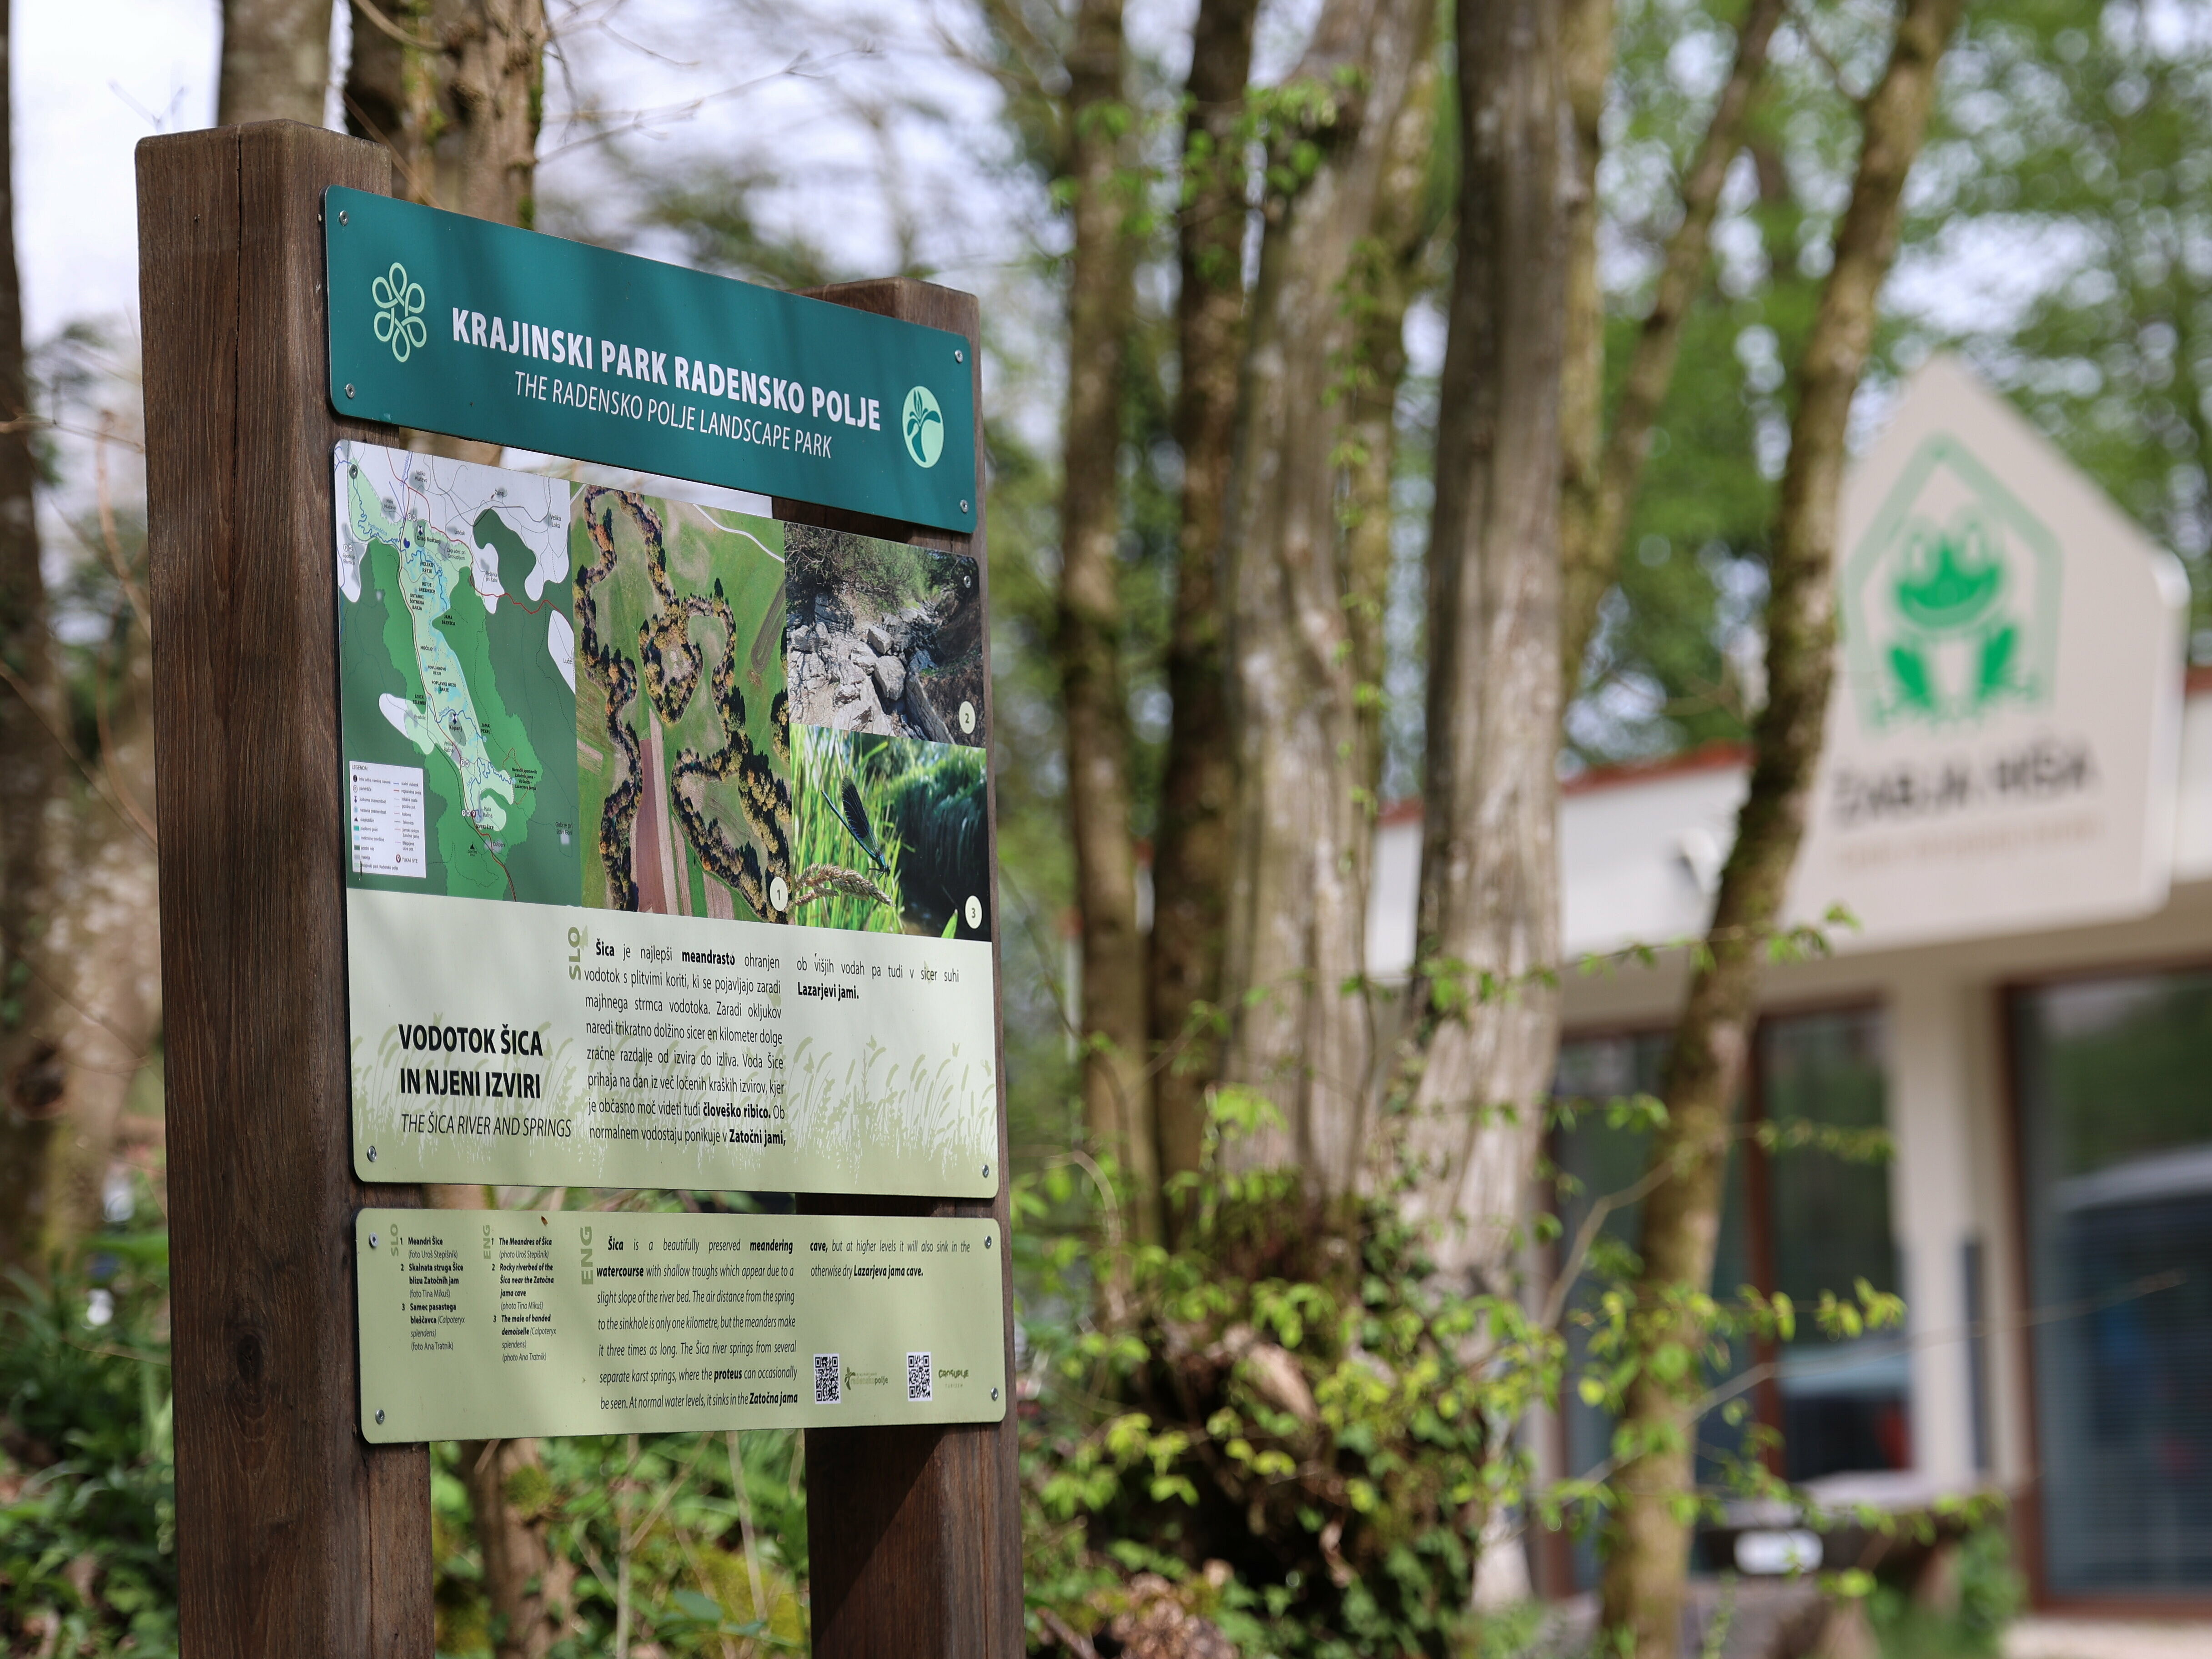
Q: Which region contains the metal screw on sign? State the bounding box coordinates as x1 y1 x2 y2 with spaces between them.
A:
374 1409 384 1424
960 500 970 514
368 1233 380 1249
985 1233 993 1249
991 1387 1000 1402
344 384 356 399
981 1163 990 1179
954 348 965 364
338 210 348 225
366 1146 377 1162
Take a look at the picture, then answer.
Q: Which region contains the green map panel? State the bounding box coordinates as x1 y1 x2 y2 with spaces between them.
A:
336 442 580 904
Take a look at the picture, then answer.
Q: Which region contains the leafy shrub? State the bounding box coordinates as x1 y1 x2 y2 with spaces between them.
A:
1866 1526 2024 1659
1016 1096 1563 1658
0 1228 177 1657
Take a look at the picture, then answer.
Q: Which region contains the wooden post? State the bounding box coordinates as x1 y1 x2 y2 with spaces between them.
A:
784 280 1023 1658
138 123 432 1657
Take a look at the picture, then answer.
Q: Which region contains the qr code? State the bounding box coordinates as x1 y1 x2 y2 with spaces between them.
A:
813 1353 841 1405
906 1351 932 1403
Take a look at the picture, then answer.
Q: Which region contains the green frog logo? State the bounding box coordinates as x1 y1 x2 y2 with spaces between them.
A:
1843 435 2060 730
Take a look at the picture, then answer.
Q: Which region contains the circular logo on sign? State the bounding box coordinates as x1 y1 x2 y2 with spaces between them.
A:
963 895 982 930
957 699 976 735
901 386 945 469
372 262 427 363
769 875 790 913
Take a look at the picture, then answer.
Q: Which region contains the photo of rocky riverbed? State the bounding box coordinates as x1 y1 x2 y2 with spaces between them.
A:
782 523 985 748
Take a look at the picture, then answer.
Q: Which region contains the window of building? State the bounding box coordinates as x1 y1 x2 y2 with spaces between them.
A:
1759 1011 1911 1478
2013 967 2212 1598
1549 1007 1907 1587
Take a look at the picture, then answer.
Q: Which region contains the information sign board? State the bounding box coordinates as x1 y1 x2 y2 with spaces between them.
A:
356 1208 1007 1442
325 188 977 534
1789 357 2190 945
142 125 1016 1656
337 439 997 1195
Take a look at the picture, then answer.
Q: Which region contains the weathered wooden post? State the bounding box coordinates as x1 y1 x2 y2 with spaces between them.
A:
139 121 1018 1657
780 279 1022 1655
140 121 431 1659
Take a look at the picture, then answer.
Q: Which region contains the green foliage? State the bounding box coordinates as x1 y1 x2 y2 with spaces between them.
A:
782 524 943 616
2028 967 2212 1175
1569 0 1845 766
1916 1 2212 657
1016 1107 1565 1658
790 725 911 930
1579 0 2212 764
1866 1527 2025 1659
1015 1071 1974 1656
0 1228 177 1657
432 1428 810 1658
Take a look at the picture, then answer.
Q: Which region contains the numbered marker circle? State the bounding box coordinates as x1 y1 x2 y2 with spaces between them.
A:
957 699 976 735
963 895 983 930
769 875 790 912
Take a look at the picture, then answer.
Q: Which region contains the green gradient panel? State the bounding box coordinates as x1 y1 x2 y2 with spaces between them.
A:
358 1209 1007 1441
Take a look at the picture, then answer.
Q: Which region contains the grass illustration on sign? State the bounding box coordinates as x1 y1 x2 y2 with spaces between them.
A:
1842 434 2061 732
783 1029 995 1190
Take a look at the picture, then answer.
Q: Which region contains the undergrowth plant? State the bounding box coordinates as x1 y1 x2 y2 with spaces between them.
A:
1016 1094 1565 1659
432 1425 811 1657
1011 1019 2001 1659
0 1222 176 1657
789 725 908 932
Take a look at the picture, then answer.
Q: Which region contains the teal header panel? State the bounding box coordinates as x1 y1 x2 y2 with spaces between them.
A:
325 188 977 533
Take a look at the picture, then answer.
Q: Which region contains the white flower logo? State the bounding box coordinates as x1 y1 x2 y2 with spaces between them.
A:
372 262 427 363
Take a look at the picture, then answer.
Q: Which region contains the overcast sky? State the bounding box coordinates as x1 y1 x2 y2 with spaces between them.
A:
10 0 1046 346
17 0 218 342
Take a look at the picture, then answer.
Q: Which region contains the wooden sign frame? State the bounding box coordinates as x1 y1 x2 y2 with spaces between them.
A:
138 120 1018 1658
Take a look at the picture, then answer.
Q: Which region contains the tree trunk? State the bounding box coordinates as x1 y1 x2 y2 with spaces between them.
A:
1148 0 1259 1233
1557 0 1786 702
1051 0 1154 1218
0 0 64 1282
1598 3 1966 1654
1555 0 1611 703
344 0 546 465
35 573 161 1247
457 1436 578 1658
1342 53 1441 818
343 0 546 225
1389 0 1567 1284
218 0 334 126
1216 0 1432 1192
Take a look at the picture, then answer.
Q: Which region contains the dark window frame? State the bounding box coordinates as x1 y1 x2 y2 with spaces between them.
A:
1539 996 1900 1598
2000 951 2212 1617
